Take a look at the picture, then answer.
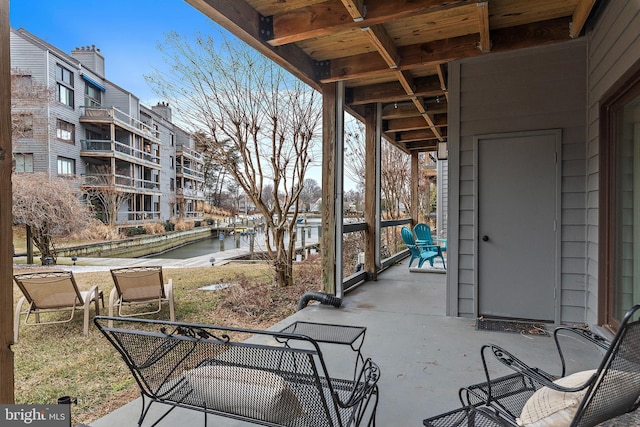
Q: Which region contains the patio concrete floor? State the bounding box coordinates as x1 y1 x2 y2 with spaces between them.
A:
88 258 634 426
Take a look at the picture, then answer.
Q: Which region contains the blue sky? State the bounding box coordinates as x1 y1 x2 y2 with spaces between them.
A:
10 0 222 104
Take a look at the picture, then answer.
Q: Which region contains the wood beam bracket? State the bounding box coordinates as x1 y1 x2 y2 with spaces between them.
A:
315 60 331 81
258 14 274 41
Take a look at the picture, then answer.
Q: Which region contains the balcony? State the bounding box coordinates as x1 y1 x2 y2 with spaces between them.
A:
176 165 204 180
80 139 161 167
79 106 160 143
82 173 161 193
176 187 206 199
177 144 204 161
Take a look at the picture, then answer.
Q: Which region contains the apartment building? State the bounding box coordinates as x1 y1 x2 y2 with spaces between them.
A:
10 28 205 225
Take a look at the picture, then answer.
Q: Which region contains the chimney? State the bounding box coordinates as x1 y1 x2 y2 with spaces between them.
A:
152 101 172 122
71 45 105 77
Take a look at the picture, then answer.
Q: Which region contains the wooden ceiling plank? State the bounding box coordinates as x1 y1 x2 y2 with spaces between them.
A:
185 0 321 90
477 1 490 53
340 0 365 21
269 0 476 46
363 24 401 68
570 0 596 38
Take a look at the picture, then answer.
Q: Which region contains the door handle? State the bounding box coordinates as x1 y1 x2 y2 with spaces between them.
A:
482 235 489 242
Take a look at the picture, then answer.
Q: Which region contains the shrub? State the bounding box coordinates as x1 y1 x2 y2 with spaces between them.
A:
164 221 175 232
143 222 165 235
76 221 123 241
123 226 146 237
174 218 195 231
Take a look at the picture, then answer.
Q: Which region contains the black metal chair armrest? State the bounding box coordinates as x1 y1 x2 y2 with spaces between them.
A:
335 358 380 408
481 344 596 394
552 326 610 376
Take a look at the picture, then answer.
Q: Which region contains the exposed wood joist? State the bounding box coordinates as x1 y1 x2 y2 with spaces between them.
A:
322 18 572 84
362 24 400 68
340 0 365 21
348 75 443 105
570 0 596 38
185 0 321 91
386 115 447 132
477 1 490 52
268 0 476 46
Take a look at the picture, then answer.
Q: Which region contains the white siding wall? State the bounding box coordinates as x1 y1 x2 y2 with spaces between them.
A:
585 2 640 325
449 41 588 322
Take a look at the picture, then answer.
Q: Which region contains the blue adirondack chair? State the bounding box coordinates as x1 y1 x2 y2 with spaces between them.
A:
413 223 446 269
401 226 438 268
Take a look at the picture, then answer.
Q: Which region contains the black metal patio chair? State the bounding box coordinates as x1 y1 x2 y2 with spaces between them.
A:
425 305 640 427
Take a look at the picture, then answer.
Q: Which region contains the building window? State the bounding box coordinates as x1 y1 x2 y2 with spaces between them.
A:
56 119 75 143
12 113 33 138
57 156 75 176
14 153 34 173
170 156 174 169
600 58 640 329
85 81 101 107
56 64 74 108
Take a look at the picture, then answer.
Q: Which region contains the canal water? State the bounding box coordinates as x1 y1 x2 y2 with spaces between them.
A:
146 219 321 259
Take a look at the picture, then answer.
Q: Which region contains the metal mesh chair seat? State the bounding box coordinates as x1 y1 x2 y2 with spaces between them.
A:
95 316 379 427
460 305 640 427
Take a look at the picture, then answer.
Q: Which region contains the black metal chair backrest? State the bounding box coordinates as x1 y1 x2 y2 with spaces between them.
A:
573 305 640 426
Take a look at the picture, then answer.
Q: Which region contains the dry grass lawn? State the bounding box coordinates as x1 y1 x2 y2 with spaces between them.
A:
12 259 321 426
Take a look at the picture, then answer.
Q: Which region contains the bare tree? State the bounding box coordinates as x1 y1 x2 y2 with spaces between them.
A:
344 118 366 188
147 32 321 287
299 178 321 212
12 173 91 264
381 141 411 219
84 165 132 226
11 68 51 140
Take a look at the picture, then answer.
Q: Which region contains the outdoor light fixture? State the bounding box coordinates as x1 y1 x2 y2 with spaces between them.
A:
71 256 78 265
437 141 448 160
209 257 216 266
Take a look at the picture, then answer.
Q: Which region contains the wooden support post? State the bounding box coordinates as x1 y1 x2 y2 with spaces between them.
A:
411 151 419 226
321 83 337 295
26 225 33 264
364 104 378 279
0 0 15 404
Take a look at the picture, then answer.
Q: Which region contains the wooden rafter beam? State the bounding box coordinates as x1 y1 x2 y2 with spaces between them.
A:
477 1 490 53
436 64 449 102
386 114 447 132
570 0 596 38
348 75 443 105
390 127 448 143
185 0 321 91
340 0 365 21
405 140 438 151
323 17 573 83
362 24 400 68
382 101 448 119
412 96 443 141
268 0 476 46
395 70 415 95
